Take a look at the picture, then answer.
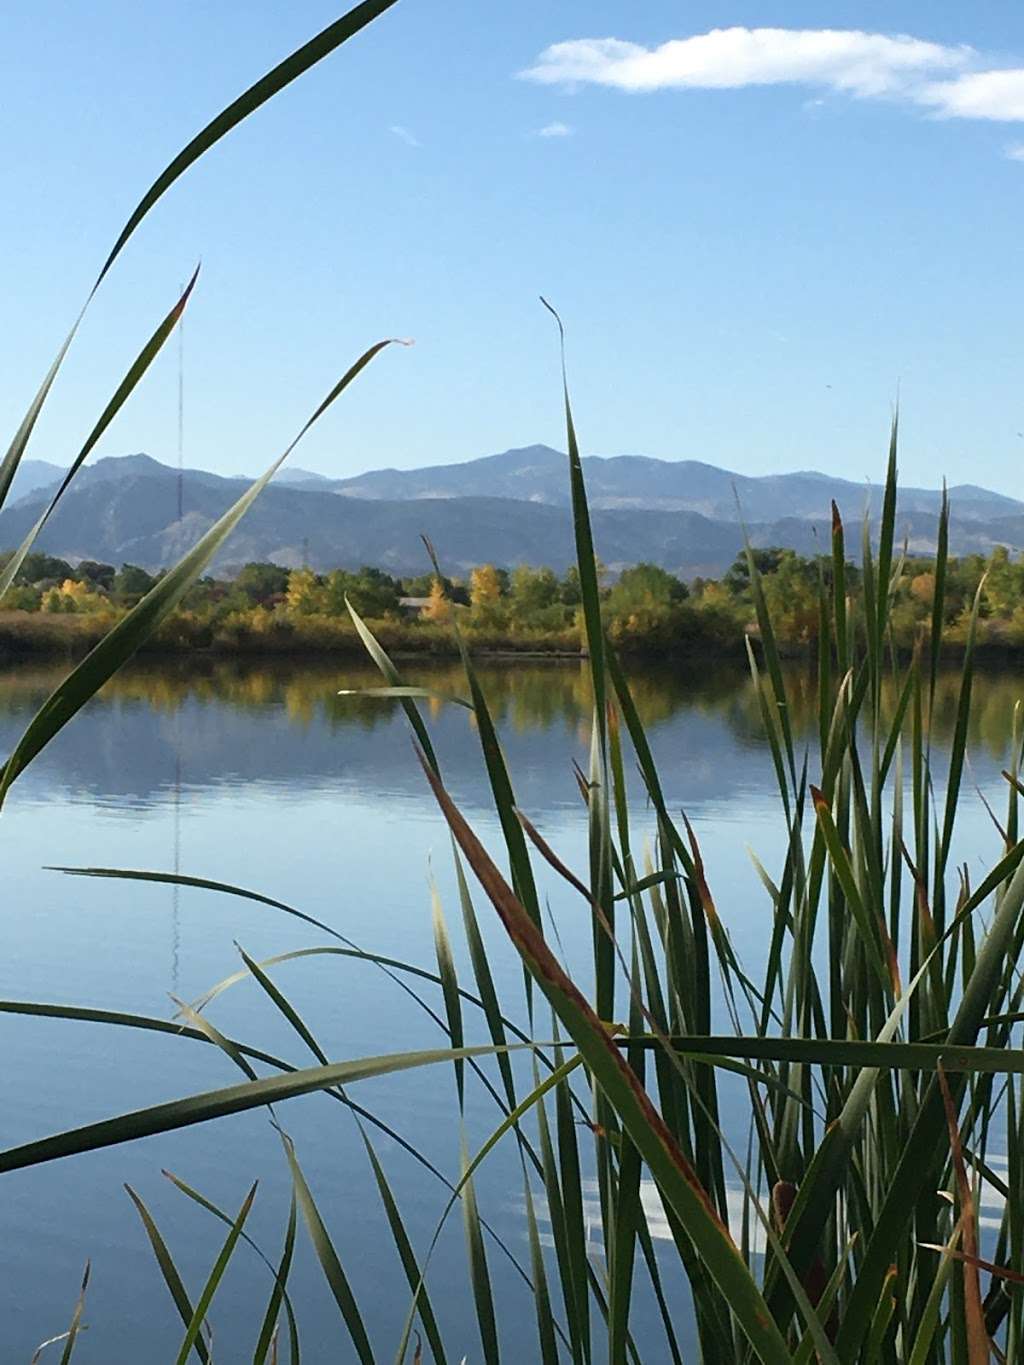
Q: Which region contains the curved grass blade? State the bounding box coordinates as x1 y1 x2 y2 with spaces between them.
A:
344 599 441 775
431 884 465 1106
461 1133 500 1365
97 0 401 285
0 328 78 514
125 1185 211 1364
56 1262 90 1365
175 1183 258 1365
1 339 398 801
0 268 200 601
2 1 399 528
0 1044 535 1175
539 299 605 721
159 1170 300 1365
360 1135 448 1365
338 686 471 709
522 1173 560 1365
253 1190 299 1365
282 1138 374 1365
0 1015 537 1340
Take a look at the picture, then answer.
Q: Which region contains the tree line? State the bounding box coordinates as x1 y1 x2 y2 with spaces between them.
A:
1 545 1022 655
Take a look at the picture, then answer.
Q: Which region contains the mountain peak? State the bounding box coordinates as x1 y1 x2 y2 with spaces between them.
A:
2 447 1020 581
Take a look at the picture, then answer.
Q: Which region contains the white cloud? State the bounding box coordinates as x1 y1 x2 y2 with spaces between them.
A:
389 124 421 148
521 28 971 98
538 120 574 137
920 70 1024 121
1004 142 1024 161
521 27 1024 130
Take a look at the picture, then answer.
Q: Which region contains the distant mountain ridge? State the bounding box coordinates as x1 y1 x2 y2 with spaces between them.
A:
4 447 1021 579
302 444 1024 524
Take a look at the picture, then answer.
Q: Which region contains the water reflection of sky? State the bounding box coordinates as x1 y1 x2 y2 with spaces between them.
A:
0 658 1020 1357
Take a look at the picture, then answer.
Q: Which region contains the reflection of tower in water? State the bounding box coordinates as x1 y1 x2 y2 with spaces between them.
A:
171 727 181 992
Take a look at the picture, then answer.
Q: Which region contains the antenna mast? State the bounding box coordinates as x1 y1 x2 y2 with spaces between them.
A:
176 282 185 521
170 282 186 991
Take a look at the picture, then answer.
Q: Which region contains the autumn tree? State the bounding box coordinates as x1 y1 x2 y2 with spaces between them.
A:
422 576 450 623
285 567 326 615
469 564 503 609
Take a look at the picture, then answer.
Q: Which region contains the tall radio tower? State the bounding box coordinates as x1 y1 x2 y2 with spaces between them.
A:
170 282 186 990
176 282 185 522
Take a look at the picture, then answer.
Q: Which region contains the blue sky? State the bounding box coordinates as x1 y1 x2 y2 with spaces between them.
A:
4 2 1024 493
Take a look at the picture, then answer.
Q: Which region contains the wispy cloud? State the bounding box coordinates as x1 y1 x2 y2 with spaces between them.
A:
520 27 1024 128
521 30 970 98
389 124 422 148
537 120 574 137
1004 142 1024 161
922 70 1024 121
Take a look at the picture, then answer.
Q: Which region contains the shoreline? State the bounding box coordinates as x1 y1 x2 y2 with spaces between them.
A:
1 611 1022 669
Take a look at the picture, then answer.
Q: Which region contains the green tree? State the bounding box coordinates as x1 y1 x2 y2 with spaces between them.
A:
401 570 468 604
606 563 688 617
508 565 560 622
18 552 75 586
559 565 582 606
722 547 786 598
114 564 156 600
323 566 401 617
0 584 41 611
76 560 116 591
235 561 290 604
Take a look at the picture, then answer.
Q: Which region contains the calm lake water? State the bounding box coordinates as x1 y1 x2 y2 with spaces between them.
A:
1 655 1021 1359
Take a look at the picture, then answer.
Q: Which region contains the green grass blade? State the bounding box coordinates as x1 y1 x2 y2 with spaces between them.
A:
522 1173 560 1365
453 846 518 1109
360 1136 448 1365
0 269 199 600
175 1183 258 1365
1 340 398 801
461 1134 501 1365
96 0 401 284
158 1170 301 1365
236 947 329 1065
0 1044 533 1174
254 1191 300 1365
0 326 78 513
874 410 899 648
56 1263 90 1365
431 883 465 1107
2 0 399 535
539 299 606 723
338 685 471 709
283 1139 375 1365
342 601 442 774
125 1185 211 1364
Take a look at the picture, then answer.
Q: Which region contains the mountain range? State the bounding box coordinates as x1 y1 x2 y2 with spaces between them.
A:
4 445 1023 580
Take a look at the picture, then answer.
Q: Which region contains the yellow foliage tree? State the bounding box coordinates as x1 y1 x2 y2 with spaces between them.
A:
285 567 325 615
469 564 503 609
910 572 936 607
57 578 105 613
422 577 450 622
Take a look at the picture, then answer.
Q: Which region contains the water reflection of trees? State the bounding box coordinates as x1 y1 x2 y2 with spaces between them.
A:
0 658 1022 758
